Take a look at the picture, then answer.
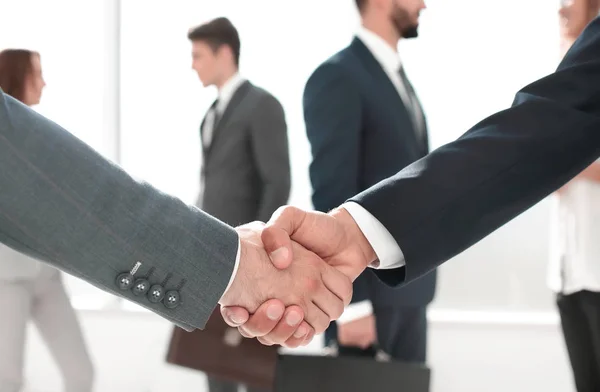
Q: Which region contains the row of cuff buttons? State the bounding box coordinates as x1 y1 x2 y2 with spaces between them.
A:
116 272 181 309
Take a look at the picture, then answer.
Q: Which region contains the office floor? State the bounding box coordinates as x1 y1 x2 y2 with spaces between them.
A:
21 309 574 392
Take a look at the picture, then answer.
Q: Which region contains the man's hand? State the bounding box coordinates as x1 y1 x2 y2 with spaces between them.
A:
221 300 315 348
337 314 377 349
221 206 377 346
263 206 376 280
218 221 353 335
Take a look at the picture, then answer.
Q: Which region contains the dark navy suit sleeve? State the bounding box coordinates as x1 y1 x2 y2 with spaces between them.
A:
351 16 600 287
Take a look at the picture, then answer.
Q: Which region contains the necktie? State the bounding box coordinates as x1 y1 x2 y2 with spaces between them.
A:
397 66 423 137
202 100 220 148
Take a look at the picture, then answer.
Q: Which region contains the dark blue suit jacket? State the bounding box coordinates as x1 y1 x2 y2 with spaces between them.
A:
346 17 600 293
303 38 436 309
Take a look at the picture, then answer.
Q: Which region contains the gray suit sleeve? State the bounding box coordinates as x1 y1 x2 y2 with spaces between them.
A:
250 94 291 222
0 92 238 331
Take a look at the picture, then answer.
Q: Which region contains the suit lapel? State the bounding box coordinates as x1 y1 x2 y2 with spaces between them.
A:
349 38 422 152
351 38 405 111
205 80 252 158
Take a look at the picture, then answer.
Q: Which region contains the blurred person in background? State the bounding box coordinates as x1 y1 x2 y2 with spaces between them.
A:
186 18 290 392
302 0 436 364
549 2 600 391
0 49 94 392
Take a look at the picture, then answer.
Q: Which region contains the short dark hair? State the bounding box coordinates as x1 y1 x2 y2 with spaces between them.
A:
355 0 367 12
187 17 240 66
0 49 39 103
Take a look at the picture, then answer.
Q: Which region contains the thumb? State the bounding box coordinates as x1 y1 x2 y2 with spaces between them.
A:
262 206 305 269
221 306 250 327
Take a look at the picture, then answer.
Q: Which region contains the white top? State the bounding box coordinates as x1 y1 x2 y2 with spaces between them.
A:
547 175 600 294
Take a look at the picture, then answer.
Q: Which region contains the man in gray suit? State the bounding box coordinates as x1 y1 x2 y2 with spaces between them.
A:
188 17 290 392
190 17 290 228
0 89 352 341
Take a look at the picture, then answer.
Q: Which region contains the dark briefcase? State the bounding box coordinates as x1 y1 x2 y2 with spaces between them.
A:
165 308 279 390
273 354 431 392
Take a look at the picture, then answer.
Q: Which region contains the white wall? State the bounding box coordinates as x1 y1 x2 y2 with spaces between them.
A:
0 0 122 307
22 310 575 392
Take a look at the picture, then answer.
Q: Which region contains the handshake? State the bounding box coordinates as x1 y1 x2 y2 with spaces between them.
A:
218 205 378 348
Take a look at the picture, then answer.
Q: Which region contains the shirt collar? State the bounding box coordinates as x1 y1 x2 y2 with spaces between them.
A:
356 26 402 74
216 72 246 110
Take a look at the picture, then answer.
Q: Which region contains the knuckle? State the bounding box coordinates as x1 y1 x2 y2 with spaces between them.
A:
272 205 294 224
280 205 297 217
302 276 320 292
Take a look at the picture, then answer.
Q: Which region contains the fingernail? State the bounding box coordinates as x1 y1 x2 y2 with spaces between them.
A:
294 325 308 338
267 304 284 320
269 247 289 266
286 311 302 326
226 310 245 325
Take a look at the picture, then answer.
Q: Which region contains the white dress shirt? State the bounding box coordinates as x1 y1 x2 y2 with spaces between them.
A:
547 171 600 295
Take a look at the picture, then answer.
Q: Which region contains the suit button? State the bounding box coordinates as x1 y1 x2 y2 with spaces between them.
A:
132 279 150 296
163 290 181 309
116 273 134 290
147 285 165 303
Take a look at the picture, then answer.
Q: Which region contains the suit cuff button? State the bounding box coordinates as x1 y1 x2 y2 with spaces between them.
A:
164 290 181 309
116 273 134 290
147 284 165 303
132 279 150 296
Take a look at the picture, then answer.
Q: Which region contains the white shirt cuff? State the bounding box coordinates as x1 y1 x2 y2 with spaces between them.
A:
336 300 373 324
342 202 405 269
220 237 241 302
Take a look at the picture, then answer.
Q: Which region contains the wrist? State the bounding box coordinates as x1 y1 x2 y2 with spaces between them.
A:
218 236 242 305
329 207 377 268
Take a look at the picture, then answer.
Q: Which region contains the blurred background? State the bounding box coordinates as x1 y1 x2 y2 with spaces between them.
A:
0 0 579 391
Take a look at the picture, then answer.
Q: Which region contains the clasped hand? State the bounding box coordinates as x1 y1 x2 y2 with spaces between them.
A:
218 206 377 348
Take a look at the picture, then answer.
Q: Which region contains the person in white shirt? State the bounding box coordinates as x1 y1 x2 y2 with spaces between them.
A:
549 3 600 391
549 160 600 392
